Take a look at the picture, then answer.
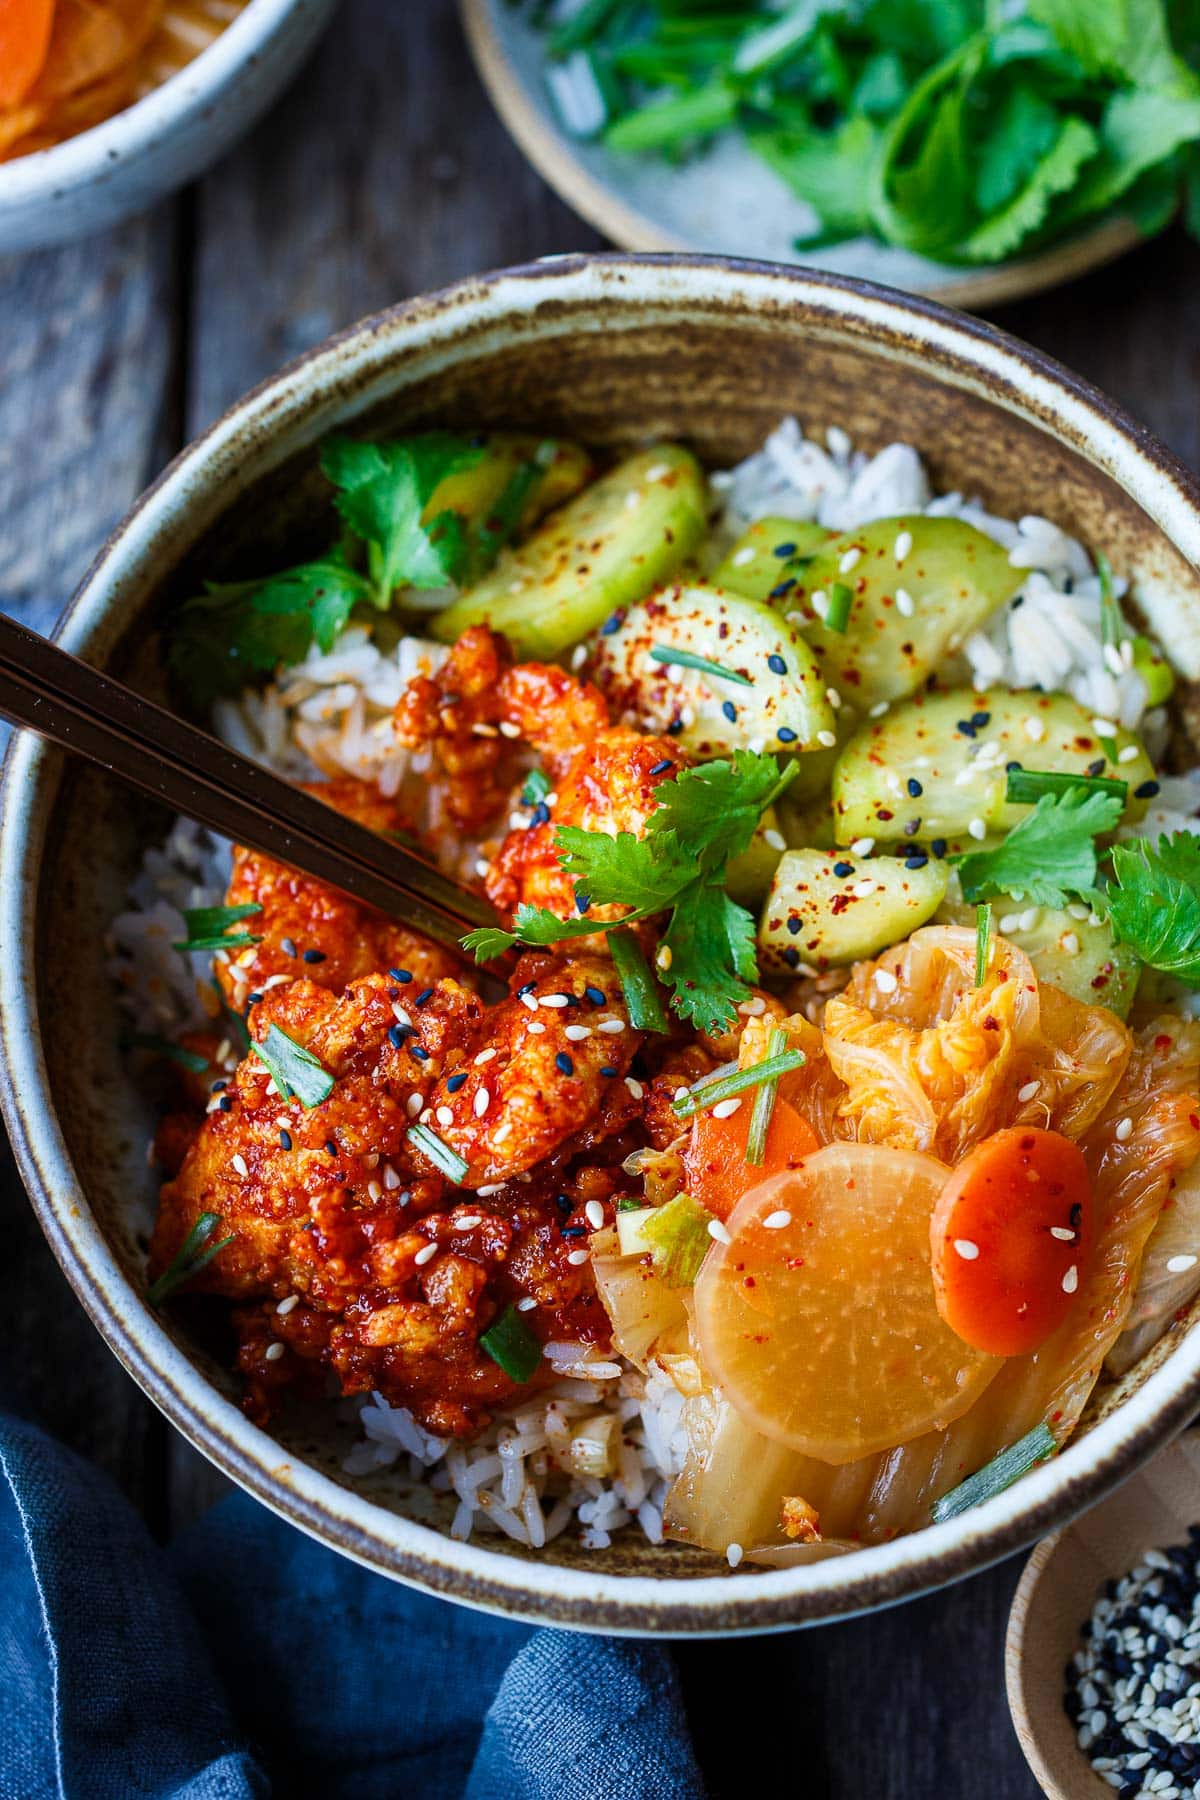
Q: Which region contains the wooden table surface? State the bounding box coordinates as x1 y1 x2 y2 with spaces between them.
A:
4 4 1200 1794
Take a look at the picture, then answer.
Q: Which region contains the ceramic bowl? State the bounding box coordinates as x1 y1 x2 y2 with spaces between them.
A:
5 254 1200 1636
0 0 337 253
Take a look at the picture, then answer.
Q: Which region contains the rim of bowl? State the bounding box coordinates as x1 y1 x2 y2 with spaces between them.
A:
5 253 1200 1634
0 0 307 205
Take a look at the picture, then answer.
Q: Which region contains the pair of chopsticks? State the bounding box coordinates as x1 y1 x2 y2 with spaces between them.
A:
0 611 496 951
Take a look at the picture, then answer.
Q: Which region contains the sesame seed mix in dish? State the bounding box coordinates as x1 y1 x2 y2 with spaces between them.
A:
1067 1531 1200 1796
112 418 1200 1563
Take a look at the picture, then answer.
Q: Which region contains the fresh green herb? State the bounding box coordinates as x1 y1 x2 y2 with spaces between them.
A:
954 787 1123 907
1005 767 1128 806
521 766 552 808
931 1423 1057 1524
469 447 555 576
1105 833 1200 984
251 1024 335 1109
147 1212 235 1307
641 1193 714 1287
525 0 1200 270
616 1196 645 1212
463 751 798 1032
1097 550 1125 652
974 903 992 987
672 1048 808 1120
609 929 670 1034
479 1304 543 1382
649 643 754 686
125 1033 211 1075
320 434 483 600
823 581 853 633
745 1026 789 1165
173 902 264 955
406 1121 471 1184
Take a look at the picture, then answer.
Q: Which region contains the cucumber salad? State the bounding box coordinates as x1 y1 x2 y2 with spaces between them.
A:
118 416 1200 1564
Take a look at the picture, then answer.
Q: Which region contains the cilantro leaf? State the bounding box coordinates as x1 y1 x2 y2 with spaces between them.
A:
661 884 758 1035
1105 833 1200 982
646 752 796 870
954 788 1123 906
320 433 482 600
751 115 879 239
957 116 1098 263
554 826 689 913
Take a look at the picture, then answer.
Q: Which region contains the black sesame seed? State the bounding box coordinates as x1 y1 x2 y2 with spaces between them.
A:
518 981 538 997
600 611 623 636
1087 759 1106 777
530 802 551 827
219 1096 233 1112
281 937 297 958
903 818 921 836
211 1079 227 1093
555 1193 573 1215
782 947 801 969
767 653 787 675
648 759 673 777
561 1225 586 1239
600 1065 618 1077
773 541 797 558
1135 779 1161 798
833 861 854 878
446 1072 468 1093
931 838 947 858
722 700 738 723
302 949 326 964
1006 760 1022 773
769 578 796 600
777 726 797 743
279 1129 292 1151
246 992 263 1006
415 988 434 1007
389 968 413 983
907 777 923 797
905 855 928 869
786 916 802 935
576 892 591 914
409 1044 430 1062
584 985 606 1006
555 1052 574 1076
325 1140 338 1156
388 1024 412 1048
666 718 684 735
956 720 977 738
971 711 991 728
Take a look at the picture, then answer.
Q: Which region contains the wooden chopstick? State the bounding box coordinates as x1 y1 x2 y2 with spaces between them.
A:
0 611 497 952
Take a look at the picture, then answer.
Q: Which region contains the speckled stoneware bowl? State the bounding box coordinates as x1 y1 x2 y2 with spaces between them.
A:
5 255 1200 1636
0 0 337 253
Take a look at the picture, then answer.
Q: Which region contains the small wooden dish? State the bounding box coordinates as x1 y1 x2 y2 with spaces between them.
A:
1006 1432 1200 1798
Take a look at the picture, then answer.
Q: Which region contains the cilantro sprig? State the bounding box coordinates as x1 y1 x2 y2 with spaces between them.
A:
954 787 1123 907
1106 833 1200 984
463 751 797 1033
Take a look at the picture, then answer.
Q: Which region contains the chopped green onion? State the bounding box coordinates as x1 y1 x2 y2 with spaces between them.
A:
1005 767 1127 806
473 451 550 570
745 1026 788 1166
173 902 263 954
605 79 737 153
252 1024 334 1109
1097 550 1125 653
521 766 552 808
648 644 753 686
406 1122 470 1184
480 1304 543 1382
733 2 819 76
616 1196 644 1212
548 0 622 56
125 1032 210 1075
147 1212 234 1307
609 929 670 1034
975 903 991 987
642 1193 714 1287
930 1423 1057 1523
823 582 853 633
544 49 615 140
672 1049 808 1119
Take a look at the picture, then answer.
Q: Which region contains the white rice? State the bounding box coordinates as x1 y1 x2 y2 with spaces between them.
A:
110 416 1185 1551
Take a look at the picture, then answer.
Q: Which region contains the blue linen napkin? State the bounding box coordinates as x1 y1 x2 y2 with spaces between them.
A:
0 1412 706 1799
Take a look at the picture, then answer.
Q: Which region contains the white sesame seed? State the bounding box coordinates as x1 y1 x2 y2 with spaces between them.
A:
817 728 838 748
474 1047 498 1066
739 995 768 1017
570 644 587 671
869 700 890 718
419 1109 433 1125
264 1342 285 1362
708 1220 732 1245
539 993 570 1009
276 1295 299 1316
1116 1117 1134 1142
763 1210 792 1230
383 1164 402 1190
656 945 673 971
1092 718 1118 738
1018 1080 1040 1102
436 1105 454 1127
585 1200 605 1230
1062 932 1081 955
895 587 914 618
839 546 862 574
407 1092 424 1118
894 529 913 563
811 590 829 619
726 1542 744 1568
851 836 875 856
826 687 843 710
474 1088 490 1118
516 1296 538 1312
874 969 898 994
712 1097 742 1119
567 1248 589 1266
1019 907 1040 932
414 1242 438 1266
1000 913 1022 934
1024 716 1046 742
625 1078 644 1100
598 1017 625 1036
764 828 787 852
1063 1264 1079 1294
476 1183 501 1196
1118 743 1141 763
1050 1226 1075 1241
456 1214 483 1230
746 736 766 755
509 812 528 832
731 545 755 567
968 817 987 840
392 1003 413 1026
527 1020 546 1035
368 1180 382 1201
520 993 538 1012
954 1238 980 1260
231 1153 249 1178
1168 1254 1198 1273
852 878 876 898
498 720 521 739
564 1023 592 1041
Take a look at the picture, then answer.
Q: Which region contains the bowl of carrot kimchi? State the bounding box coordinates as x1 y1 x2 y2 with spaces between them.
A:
6 255 1200 1633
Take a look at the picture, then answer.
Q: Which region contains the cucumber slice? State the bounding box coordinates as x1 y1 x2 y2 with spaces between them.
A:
833 688 1156 846
938 879 1141 1018
712 516 831 603
429 434 592 568
431 445 706 657
590 581 836 761
774 515 1022 712
725 805 787 906
759 847 949 973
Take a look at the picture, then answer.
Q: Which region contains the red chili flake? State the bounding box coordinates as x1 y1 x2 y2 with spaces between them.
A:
983 1015 999 1031
877 808 894 821
1155 1033 1174 1053
1190 1114 1200 1131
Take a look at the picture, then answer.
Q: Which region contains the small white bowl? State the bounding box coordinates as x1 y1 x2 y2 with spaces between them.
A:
0 0 337 253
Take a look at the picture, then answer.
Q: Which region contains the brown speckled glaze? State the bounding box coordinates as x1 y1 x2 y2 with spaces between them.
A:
5 256 1200 1635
